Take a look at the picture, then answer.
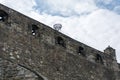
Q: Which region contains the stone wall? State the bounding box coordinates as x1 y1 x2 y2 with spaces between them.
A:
0 58 40 80
0 3 120 80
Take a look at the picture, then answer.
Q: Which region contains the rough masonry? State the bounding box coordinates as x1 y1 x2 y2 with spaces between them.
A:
0 3 120 80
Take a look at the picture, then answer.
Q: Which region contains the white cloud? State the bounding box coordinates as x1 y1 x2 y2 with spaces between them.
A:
0 0 34 14
1 0 120 63
34 0 98 16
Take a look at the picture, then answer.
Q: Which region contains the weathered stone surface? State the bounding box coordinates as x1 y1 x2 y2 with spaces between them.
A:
0 3 120 80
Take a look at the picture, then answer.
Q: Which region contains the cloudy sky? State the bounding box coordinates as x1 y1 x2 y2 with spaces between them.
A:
0 0 120 63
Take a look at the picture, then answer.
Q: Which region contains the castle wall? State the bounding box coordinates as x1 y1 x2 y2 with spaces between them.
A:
0 4 120 80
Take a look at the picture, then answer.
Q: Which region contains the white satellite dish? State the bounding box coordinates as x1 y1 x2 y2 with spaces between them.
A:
53 24 62 31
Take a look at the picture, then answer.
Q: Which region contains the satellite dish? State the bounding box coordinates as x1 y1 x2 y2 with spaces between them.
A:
53 24 62 31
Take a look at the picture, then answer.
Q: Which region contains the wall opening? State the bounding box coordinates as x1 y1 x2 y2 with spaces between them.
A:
32 24 39 35
0 10 8 22
95 54 103 64
78 46 85 56
56 36 65 47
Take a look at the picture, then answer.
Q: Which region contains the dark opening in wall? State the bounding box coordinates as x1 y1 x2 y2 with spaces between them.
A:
56 36 65 47
32 24 39 35
95 54 103 64
0 10 8 22
78 46 85 56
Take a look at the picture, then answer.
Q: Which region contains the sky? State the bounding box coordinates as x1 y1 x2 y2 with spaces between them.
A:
0 0 120 63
